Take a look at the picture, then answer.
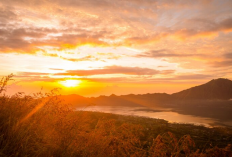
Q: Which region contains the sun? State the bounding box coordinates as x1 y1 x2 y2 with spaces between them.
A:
60 80 81 87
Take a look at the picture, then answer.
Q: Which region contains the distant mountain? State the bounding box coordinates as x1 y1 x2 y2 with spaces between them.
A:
58 94 90 107
90 93 171 107
172 78 232 100
60 79 232 123
60 78 232 107
59 93 172 107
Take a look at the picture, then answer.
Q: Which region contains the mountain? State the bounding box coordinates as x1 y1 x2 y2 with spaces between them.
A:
90 93 171 107
59 93 172 107
60 78 232 107
172 78 232 100
60 78 232 124
58 94 90 108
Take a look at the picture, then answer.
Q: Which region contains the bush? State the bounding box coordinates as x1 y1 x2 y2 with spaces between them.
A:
0 75 231 157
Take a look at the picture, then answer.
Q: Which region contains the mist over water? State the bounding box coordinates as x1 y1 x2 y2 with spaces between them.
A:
76 106 226 128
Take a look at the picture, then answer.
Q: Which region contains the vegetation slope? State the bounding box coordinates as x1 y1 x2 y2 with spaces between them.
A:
0 75 232 157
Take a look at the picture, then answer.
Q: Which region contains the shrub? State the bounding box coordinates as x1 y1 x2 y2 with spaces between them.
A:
0 74 231 157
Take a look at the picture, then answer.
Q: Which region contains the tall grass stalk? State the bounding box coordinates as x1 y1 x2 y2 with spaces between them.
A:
0 75 231 157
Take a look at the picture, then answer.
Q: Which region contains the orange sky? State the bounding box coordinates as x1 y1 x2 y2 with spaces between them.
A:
1 0 232 96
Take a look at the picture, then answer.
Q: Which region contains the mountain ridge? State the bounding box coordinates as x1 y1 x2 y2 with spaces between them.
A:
60 78 232 107
172 78 232 100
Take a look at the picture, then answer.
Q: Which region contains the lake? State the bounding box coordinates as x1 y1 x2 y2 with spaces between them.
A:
76 106 229 127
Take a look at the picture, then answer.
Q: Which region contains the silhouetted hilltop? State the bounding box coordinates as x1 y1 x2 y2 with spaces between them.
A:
172 78 232 100
59 79 232 124
90 93 171 107
60 78 232 108
58 94 90 107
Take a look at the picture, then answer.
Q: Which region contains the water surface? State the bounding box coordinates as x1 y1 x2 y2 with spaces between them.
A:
76 106 223 127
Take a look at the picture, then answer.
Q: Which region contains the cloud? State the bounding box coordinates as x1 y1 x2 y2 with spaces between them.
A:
135 74 215 83
224 53 232 58
16 68 173 82
49 68 65 71
174 74 213 80
174 17 232 40
1 0 232 85
20 77 64 83
52 33 109 49
135 49 197 58
60 53 122 62
123 33 168 46
82 73 213 83
60 55 100 62
14 69 216 84
210 59 232 68
0 6 17 24
0 28 52 53
15 72 64 82
160 70 176 75
0 27 109 53
55 66 174 76
209 53 232 68
81 77 130 83
44 53 59 57
17 72 52 76
96 52 122 60
15 69 175 83
0 0 232 55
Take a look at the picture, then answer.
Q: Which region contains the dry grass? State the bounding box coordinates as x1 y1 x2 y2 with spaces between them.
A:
0 75 231 157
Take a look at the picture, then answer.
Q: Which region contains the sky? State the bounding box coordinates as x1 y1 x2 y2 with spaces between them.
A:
0 0 232 96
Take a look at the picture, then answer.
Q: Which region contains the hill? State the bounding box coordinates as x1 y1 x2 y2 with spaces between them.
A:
172 78 232 100
61 78 232 107
59 78 232 124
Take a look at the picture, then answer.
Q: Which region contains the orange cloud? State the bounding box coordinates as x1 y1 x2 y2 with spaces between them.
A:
60 55 100 62
174 17 232 40
55 66 175 76
135 49 199 58
0 27 110 54
123 33 168 46
1 0 232 90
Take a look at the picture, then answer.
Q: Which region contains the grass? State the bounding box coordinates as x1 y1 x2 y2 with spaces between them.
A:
0 74 232 156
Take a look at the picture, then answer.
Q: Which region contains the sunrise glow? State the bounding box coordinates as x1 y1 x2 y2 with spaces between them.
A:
0 0 231 96
60 80 81 88
1 1 232 156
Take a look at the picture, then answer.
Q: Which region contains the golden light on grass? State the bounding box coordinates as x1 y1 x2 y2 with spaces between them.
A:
60 80 81 87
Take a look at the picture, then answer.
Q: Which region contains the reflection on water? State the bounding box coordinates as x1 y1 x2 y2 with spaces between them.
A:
76 106 218 127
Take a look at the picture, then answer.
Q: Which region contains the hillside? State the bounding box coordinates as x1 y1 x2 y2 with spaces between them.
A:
60 78 232 107
60 93 172 107
61 78 232 107
172 78 232 100
59 79 232 124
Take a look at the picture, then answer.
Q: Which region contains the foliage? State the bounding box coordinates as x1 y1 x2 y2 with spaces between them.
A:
0 75 231 156
0 74 13 94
